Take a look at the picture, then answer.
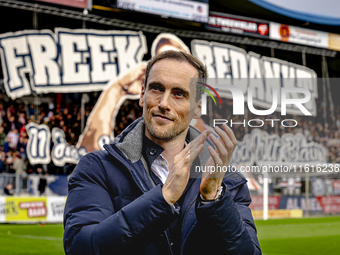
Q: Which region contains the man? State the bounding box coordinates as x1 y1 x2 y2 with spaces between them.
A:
63 50 261 255
3 183 13 195
13 152 27 176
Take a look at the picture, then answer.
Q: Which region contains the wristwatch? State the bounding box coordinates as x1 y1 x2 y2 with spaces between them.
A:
200 185 224 204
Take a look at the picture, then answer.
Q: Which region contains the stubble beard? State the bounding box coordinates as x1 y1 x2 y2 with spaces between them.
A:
145 116 188 142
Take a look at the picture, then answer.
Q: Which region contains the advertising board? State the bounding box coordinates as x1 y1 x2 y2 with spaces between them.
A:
117 0 209 23
270 22 328 48
37 0 91 9
0 196 66 223
252 209 303 219
206 12 269 38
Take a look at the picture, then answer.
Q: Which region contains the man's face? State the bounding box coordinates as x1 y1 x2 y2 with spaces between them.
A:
140 59 201 142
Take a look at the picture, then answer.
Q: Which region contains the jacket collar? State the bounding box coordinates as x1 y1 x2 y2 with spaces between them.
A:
114 117 145 163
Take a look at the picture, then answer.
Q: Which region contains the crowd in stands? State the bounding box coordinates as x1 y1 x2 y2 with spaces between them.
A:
0 93 88 176
0 88 340 181
0 92 143 177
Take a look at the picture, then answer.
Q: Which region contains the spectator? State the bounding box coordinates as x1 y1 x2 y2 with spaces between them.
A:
0 152 6 173
7 129 19 148
37 167 47 195
3 183 13 195
5 151 15 173
17 112 26 131
0 126 6 147
6 115 17 132
13 152 27 176
3 136 14 153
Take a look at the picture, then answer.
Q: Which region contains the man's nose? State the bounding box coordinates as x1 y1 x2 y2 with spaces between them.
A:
158 92 171 110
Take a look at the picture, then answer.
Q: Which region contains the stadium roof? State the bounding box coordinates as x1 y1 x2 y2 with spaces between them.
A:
249 0 340 26
212 0 340 32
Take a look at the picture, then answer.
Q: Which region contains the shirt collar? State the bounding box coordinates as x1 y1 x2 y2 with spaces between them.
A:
142 135 164 169
142 135 189 170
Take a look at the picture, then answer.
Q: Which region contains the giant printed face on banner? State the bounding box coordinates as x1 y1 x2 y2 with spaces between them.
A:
140 58 201 142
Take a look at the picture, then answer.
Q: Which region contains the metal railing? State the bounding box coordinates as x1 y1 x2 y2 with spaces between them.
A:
0 173 30 195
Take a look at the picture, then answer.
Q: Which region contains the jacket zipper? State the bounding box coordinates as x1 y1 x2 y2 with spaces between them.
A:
181 197 197 254
104 144 173 253
104 144 148 194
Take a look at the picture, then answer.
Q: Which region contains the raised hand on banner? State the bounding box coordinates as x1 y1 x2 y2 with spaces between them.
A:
76 63 146 152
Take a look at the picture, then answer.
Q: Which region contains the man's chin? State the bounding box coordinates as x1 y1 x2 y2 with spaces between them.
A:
147 125 175 141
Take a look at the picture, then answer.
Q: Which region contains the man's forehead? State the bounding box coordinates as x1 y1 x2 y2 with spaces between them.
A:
150 59 198 75
148 60 198 85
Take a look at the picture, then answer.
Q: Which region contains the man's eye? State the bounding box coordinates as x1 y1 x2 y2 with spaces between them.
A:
151 86 162 91
174 91 185 97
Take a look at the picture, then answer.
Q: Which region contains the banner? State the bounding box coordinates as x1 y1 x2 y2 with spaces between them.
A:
117 0 209 23
26 125 326 168
278 196 323 212
7 29 320 167
206 12 269 37
0 196 66 223
252 209 303 219
0 28 147 99
0 197 5 222
230 129 325 166
316 196 340 213
252 195 340 213
270 22 329 48
329 33 340 51
269 22 340 51
47 197 67 222
249 196 281 210
26 123 51 165
37 0 91 9
3 197 47 222
191 41 318 116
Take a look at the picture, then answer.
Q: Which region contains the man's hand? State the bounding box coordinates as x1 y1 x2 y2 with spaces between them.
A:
162 130 209 205
200 124 237 200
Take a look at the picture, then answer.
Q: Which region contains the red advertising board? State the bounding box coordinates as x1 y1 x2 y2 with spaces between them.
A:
206 12 269 38
250 196 281 210
37 0 88 9
316 196 340 213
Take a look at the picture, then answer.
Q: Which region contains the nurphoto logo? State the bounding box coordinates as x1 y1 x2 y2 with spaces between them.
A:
197 79 313 128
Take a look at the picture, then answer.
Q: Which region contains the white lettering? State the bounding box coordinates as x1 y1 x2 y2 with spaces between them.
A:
88 35 117 83
60 34 90 84
27 35 61 86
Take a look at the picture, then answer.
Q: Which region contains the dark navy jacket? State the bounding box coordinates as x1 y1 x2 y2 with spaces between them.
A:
63 118 261 255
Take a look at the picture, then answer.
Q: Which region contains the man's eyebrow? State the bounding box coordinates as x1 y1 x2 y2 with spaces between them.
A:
147 82 189 95
147 81 163 87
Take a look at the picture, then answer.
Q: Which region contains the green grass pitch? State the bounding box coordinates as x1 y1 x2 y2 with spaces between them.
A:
0 216 340 255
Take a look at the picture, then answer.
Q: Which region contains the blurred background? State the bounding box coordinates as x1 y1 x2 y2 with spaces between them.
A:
0 0 340 254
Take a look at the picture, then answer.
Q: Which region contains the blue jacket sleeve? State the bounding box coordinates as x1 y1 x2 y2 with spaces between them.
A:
63 153 179 255
195 182 261 255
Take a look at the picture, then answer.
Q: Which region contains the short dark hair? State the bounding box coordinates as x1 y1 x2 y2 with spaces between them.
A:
144 50 207 100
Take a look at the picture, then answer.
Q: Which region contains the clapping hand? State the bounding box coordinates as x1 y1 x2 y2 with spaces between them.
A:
200 124 237 200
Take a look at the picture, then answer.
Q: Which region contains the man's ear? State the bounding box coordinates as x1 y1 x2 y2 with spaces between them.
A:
193 99 202 119
139 84 145 107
